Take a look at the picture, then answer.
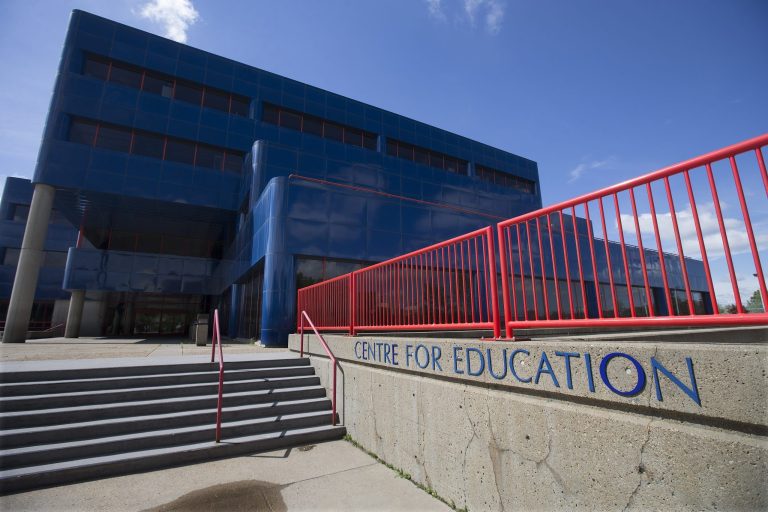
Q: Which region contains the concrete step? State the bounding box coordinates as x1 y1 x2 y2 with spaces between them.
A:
1 410 336 470
0 385 328 429
0 423 346 494
0 398 332 449
0 375 321 412
0 366 315 396
0 358 310 384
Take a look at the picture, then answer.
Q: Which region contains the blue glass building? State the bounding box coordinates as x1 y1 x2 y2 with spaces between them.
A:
1 11 708 345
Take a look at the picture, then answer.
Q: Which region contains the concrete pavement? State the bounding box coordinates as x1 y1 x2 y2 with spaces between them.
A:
1 439 451 512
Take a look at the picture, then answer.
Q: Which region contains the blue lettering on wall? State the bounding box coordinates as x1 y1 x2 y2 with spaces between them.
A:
487 348 508 380
509 349 532 383
466 347 485 377
415 344 430 369
651 356 701 406
453 345 464 375
599 352 646 397
347 341 701 406
534 352 560 388
555 351 580 390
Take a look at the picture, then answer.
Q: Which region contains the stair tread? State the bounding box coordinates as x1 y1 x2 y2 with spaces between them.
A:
0 397 330 437
1 410 333 457
0 385 327 418
0 366 312 389
0 424 345 479
0 375 318 403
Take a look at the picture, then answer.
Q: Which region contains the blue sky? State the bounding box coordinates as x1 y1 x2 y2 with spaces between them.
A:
0 0 766 303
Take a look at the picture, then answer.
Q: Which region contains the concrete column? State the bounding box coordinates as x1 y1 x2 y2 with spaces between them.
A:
3 184 55 343
64 290 85 338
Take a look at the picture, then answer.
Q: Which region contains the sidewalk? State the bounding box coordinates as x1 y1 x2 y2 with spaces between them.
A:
1 440 450 511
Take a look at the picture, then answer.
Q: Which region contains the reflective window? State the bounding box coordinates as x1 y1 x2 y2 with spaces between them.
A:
2 248 20 266
142 71 174 98
386 138 469 176
476 164 535 194
165 139 196 166
96 125 131 152
262 103 280 125
324 122 343 142
109 63 142 89
203 89 229 112
69 119 97 145
44 251 68 268
83 56 109 80
344 127 362 147
224 151 244 172
174 82 203 105
132 131 165 159
230 96 250 117
280 110 302 131
196 145 225 170
303 116 323 137
12 205 30 222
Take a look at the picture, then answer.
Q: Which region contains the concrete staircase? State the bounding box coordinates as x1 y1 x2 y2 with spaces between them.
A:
0 355 344 494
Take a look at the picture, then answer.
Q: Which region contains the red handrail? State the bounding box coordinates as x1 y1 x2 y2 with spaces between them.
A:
299 311 338 426
210 309 224 443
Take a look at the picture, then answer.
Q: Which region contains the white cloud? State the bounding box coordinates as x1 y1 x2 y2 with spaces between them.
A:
568 158 613 183
618 202 768 306
425 0 506 34
425 0 446 21
137 0 199 43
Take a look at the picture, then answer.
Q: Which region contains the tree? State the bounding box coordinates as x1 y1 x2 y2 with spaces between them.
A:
745 290 764 313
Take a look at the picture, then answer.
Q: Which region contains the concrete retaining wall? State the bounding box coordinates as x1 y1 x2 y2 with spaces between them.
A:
288 329 768 511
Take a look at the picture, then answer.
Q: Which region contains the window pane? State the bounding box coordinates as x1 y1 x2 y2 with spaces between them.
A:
83 56 109 80
444 157 460 174
109 63 142 89
398 143 414 161
429 151 444 169
324 122 343 142
69 119 97 145
302 116 323 136
203 88 229 112
196 145 224 170
363 133 377 151
174 81 203 105
12 205 29 222
132 131 165 159
344 127 362 146
230 95 250 117
413 146 429 166
262 103 279 125
279 110 302 131
143 71 174 98
386 141 398 157
96 125 132 153
3 248 20 266
136 233 163 253
164 139 195 165
223 151 244 172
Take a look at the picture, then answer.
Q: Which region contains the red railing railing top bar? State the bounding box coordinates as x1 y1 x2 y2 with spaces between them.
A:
299 311 338 425
498 133 768 228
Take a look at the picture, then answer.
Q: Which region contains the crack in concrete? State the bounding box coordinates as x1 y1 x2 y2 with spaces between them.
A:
622 418 654 512
534 412 570 497
461 389 478 510
486 396 507 512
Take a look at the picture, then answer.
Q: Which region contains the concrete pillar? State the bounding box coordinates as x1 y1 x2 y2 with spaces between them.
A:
64 290 85 338
3 184 55 343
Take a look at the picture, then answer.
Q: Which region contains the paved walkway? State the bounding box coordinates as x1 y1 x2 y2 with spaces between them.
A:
1 440 450 511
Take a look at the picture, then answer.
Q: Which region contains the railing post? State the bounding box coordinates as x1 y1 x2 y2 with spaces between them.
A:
349 272 356 336
496 223 513 339
300 312 304 358
485 226 501 339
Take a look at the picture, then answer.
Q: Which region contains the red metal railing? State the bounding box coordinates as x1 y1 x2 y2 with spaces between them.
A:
352 226 500 337
296 274 352 333
497 133 768 338
210 309 224 443
299 311 338 425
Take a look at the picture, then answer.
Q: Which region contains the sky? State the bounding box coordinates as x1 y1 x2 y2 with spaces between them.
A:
0 0 766 304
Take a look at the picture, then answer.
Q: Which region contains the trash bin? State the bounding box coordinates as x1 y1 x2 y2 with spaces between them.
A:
192 314 209 346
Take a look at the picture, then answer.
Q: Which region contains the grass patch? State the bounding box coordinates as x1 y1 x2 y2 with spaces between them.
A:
343 434 468 512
